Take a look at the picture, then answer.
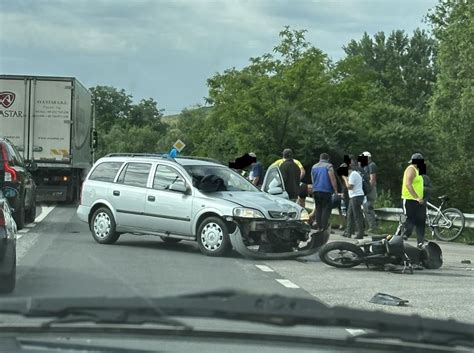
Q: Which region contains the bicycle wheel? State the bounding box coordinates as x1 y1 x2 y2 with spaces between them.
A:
433 208 465 241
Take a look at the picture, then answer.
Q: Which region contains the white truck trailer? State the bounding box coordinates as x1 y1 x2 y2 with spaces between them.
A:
0 75 96 202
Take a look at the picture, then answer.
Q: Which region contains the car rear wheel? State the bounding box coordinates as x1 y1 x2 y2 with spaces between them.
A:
0 242 16 294
90 207 120 244
14 200 25 230
25 196 37 224
197 217 231 257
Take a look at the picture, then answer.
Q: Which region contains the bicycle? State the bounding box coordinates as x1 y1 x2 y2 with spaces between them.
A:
425 195 465 241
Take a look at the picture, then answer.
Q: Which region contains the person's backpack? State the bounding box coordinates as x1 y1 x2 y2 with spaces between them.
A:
357 170 372 196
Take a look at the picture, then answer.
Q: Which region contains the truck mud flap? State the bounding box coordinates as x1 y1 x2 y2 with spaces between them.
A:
229 226 330 260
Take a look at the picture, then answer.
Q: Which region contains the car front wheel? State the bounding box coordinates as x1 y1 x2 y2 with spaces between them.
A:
197 217 231 257
90 207 120 244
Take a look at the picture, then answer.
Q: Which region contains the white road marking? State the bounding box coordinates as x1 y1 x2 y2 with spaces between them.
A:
16 205 56 262
34 206 56 224
346 329 366 336
276 279 300 288
255 265 274 272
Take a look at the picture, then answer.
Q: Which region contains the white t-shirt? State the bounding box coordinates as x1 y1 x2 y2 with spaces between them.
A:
348 170 364 198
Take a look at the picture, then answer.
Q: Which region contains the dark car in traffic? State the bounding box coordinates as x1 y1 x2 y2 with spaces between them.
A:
0 137 37 229
0 189 16 293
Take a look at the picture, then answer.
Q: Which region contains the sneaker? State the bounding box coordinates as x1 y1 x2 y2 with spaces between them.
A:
417 242 424 249
338 225 345 230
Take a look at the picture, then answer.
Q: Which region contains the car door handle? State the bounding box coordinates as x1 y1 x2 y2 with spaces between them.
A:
113 190 120 196
147 195 155 202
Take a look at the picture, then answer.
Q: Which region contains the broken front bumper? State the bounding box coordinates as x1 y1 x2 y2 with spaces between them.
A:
229 219 330 260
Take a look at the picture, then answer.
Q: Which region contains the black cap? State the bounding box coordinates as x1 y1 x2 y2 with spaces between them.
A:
282 148 293 159
408 152 424 163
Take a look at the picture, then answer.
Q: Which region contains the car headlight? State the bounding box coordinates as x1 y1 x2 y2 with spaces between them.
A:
233 207 265 219
300 209 310 221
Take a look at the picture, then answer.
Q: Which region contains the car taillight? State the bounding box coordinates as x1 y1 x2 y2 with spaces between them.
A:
0 209 5 227
0 144 17 182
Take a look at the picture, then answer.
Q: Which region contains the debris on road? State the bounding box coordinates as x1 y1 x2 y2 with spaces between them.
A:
369 293 409 306
461 260 471 264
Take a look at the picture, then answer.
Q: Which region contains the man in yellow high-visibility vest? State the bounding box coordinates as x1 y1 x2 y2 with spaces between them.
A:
401 152 426 248
270 150 305 180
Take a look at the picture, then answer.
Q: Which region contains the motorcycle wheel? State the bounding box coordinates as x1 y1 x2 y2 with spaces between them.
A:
319 241 365 268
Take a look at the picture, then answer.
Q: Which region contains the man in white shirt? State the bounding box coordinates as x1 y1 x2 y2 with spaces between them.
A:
341 157 366 239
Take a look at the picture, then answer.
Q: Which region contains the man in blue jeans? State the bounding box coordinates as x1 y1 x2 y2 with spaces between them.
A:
311 153 338 231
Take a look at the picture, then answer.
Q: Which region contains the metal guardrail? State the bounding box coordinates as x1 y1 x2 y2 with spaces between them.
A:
305 199 474 229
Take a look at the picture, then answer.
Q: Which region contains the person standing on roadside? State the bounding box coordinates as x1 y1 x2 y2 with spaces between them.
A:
311 153 338 231
336 163 350 230
361 151 377 231
341 157 366 239
279 149 301 202
248 152 264 188
271 151 306 181
401 153 426 248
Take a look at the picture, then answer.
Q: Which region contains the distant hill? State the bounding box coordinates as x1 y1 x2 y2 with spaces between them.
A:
162 106 213 126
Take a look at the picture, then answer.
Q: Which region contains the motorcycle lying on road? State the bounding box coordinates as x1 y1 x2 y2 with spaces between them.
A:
318 215 443 274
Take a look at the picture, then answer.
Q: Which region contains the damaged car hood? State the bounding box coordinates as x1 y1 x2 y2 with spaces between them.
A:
212 191 298 214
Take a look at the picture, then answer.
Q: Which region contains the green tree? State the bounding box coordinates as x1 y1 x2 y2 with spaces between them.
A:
129 98 166 133
90 86 168 158
344 29 437 112
90 86 132 131
101 125 161 155
206 27 334 167
428 0 474 212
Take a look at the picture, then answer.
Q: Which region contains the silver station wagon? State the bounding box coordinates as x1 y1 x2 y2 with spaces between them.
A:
77 154 328 259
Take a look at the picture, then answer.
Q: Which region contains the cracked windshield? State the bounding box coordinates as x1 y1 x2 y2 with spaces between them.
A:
1 0 473 352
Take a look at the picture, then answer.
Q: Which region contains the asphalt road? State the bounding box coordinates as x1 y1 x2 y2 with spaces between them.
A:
14 204 311 299
8 203 474 337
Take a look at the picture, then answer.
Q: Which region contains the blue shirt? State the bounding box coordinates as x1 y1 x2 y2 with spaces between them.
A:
311 160 334 193
249 162 263 186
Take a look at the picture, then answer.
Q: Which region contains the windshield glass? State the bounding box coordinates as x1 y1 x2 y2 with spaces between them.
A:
184 165 258 192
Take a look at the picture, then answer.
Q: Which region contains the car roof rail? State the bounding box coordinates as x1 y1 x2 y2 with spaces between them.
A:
104 152 177 162
104 152 161 157
175 156 225 165
103 153 224 165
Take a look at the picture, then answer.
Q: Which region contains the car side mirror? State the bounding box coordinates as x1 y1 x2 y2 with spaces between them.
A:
268 186 283 195
169 182 188 193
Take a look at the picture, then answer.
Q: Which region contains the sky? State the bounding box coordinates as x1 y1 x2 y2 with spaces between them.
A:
0 0 438 115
